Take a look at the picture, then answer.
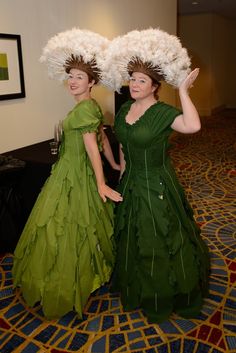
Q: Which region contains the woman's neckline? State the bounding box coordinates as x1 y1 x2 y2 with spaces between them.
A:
125 100 160 126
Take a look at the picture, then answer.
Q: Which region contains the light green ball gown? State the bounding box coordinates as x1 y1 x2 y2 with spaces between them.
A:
13 99 115 319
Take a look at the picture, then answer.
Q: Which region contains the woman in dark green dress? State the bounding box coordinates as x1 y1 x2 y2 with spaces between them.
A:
107 29 210 323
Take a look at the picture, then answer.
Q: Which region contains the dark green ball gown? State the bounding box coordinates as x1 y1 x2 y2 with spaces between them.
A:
112 100 209 323
13 99 115 319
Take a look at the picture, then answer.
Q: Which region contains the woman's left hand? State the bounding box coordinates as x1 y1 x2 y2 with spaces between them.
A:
112 163 121 171
179 68 200 92
98 183 123 203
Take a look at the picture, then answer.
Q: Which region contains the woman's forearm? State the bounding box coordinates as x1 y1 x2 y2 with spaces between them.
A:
101 128 119 170
83 132 106 187
179 89 201 132
83 132 123 202
171 68 201 134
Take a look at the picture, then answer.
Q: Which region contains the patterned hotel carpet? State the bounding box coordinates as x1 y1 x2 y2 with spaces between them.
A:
0 110 236 353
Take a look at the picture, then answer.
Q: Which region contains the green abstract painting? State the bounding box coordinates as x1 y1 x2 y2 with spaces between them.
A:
0 53 9 80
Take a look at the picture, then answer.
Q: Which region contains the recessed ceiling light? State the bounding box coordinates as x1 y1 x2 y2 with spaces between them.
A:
192 1 198 4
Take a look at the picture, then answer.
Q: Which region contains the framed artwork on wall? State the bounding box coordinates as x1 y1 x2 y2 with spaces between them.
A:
0 33 25 100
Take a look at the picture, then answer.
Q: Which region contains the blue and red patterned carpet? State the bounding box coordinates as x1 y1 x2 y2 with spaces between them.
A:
0 110 236 353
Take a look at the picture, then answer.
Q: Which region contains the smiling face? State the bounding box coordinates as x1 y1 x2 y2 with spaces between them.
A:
67 68 95 101
129 72 157 101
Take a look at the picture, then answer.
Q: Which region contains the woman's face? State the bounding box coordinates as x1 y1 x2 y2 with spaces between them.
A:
67 68 94 98
129 72 156 100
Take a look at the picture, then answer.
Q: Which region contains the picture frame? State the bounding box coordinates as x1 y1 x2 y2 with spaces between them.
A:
0 33 25 100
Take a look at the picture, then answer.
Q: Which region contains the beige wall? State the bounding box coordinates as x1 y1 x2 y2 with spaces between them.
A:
0 0 177 153
178 13 236 116
226 19 236 108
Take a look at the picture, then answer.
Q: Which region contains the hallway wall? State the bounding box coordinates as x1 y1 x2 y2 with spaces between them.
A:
178 13 236 116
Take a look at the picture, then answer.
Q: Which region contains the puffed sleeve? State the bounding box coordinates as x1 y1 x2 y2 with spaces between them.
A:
69 99 103 133
151 102 182 136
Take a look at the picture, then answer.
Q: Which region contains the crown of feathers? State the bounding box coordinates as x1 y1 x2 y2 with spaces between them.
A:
102 28 191 91
40 28 110 84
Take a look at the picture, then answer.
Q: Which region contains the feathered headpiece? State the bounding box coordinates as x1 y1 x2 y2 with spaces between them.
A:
102 28 191 91
40 28 110 84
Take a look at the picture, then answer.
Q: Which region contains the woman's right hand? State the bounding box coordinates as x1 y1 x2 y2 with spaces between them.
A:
98 183 123 203
179 68 200 93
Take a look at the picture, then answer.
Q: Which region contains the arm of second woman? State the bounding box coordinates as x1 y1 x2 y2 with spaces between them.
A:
100 128 120 171
171 68 201 134
83 132 123 202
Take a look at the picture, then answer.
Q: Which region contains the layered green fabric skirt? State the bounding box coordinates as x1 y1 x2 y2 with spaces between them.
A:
13 155 114 319
112 160 209 323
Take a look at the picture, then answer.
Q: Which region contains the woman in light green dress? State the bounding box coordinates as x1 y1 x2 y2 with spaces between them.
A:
13 50 122 319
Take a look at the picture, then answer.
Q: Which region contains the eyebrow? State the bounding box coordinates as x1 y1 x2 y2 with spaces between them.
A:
69 73 85 77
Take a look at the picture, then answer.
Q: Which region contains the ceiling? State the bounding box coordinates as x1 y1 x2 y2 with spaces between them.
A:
178 0 236 19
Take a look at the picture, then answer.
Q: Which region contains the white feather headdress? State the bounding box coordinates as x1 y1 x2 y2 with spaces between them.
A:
102 28 191 91
40 28 110 84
